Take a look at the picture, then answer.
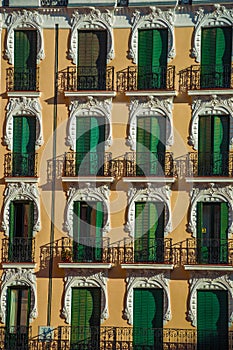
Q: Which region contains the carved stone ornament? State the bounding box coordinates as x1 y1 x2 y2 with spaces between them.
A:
129 7 175 64
67 97 112 151
1 183 41 237
125 185 172 236
188 184 233 237
124 270 171 325
5 10 45 64
191 5 233 62
189 96 233 150
64 185 110 237
4 97 43 151
187 271 233 327
0 268 37 324
62 271 109 324
69 8 114 65
127 96 174 151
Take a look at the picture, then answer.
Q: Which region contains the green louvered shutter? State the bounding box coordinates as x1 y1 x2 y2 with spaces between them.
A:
201 28 216 88
13 116 36 176
155 202 165 263
197 290 228 350
215 27 232 88
73 201 82 262
71 288 101 347
220 202 228 263
78 31 107 90
9 202 15 262
135 202 145 261
152 29 168 89
136 117 150 175
198 116 212 176
197 202 208 263
76 117 89 175
95 202 103 261
213 115 229 176
133 289 163 349
138 30 153 89
14 30 37 91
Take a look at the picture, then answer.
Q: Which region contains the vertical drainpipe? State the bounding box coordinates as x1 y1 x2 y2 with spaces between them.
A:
47 23 59 327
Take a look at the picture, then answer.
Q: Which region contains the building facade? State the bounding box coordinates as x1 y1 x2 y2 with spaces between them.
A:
0 0 233 349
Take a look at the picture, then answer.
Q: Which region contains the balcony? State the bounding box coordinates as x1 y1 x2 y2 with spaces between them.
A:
0 326 31 350
4 153 38 177
2 237 35 263
186 152 233 178
59 66 114 92
124 152 174 178
117 66 175 92
6 67 39 92
61 237 111 263
179 64 233 92
63 152 112 178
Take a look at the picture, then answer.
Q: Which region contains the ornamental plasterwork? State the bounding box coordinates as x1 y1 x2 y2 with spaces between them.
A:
5 10 45 65
125 185 172 236
67 97 112 151
129 7 175 64
124 271 171 325
62 271 109 324
191 5 233 62
127 96 174 151
4 97 43 151
188 184 233 237
64 185 110 237
1 183 41 237
187 271 233 327
69 8 114 65
189 96 233 150
0 268 37 324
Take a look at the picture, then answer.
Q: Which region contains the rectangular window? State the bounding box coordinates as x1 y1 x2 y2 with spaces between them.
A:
73 201 103 262
135 202 164 263
136 116 166 176
197 202 228 264
78 30 107 90
6 287 30 350
138 29 168 89
71 287 101 348
13 116 36 177
201 27 232 88
14 30 37 91
133 288 163 349
197 290 228 350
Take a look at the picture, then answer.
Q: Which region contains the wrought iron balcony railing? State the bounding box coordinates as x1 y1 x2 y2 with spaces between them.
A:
0 326 31 350
4 153 38 177
61 237 111 263
6 67 39 92
117 65 175 92
179 64 233 91
186 152 233 177
41 0 68 6
124 152 174 177
59 66 114 91
123 237 173 264
64 151 112 177
2 237 35 263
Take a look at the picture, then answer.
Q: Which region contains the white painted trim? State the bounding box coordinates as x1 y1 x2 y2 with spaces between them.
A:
123 177 175 183
58 263 112 269
64 91 116 97
121 264 174 270
186 177 233 183
5 177 39 183
7 92 41 98
126 91 177 97
184 265 233 271
188 90 233 96
62 177 114 183
2 263 37 269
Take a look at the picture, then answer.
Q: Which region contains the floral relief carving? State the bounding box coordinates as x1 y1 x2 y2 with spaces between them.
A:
129 7 175 64
62 271 109 324
67 97 112 151
69 8 114 65
0 268 37 324
1 183 41 237
5 10 45 64
4 97 43 151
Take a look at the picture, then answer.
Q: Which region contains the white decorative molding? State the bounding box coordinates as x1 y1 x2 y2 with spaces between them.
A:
64 185 110 237
5 10 45 65
125 185 172 236
67 97 112 151
129 7 175 64
123 270 171 325
189 96 233 150
1 183 41 237
187 271 233 327
188 184 233 237
191 5 233 63
69 8 114 65
4 97 43 151
0 268 37 324
61 270 109 324
127 96 174 151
